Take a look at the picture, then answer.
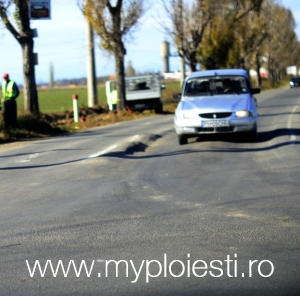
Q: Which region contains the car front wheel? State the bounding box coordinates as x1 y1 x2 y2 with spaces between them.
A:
248 125 257 142
178 134 188 145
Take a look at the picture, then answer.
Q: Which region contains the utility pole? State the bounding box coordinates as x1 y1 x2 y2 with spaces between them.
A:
160 41 170 73
86 20 98 107
49 62 54 88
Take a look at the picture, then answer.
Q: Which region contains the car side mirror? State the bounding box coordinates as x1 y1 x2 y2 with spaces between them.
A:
251 88 260 95
161 84 166 90
173 93 181 100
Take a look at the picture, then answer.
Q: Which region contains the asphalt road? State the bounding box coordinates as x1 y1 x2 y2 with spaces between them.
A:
0 87 299 296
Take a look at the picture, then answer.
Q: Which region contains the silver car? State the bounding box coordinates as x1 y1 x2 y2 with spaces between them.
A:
174 69 260 145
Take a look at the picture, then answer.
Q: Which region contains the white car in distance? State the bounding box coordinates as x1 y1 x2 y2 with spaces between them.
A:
174 69 260 145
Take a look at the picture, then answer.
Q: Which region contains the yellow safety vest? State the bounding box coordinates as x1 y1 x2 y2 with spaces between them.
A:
2 80 15 100
111 90 118 104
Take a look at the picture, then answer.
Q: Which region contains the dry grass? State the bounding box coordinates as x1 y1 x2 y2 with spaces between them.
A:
0 101 178 143
0 80 181 143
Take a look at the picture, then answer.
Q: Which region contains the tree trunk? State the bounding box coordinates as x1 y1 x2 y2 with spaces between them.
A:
21 39 39 115
256 54 262 87
115 50 126 111
188 52 197 72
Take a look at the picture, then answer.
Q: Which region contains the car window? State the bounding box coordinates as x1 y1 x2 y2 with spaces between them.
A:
184 75 249 96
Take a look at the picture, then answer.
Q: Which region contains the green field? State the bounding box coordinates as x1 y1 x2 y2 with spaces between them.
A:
14 78 288 115
17 86 107 114
16 81 181 114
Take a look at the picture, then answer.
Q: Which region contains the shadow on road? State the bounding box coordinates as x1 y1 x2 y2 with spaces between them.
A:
0 128 299 170
193 128 300 144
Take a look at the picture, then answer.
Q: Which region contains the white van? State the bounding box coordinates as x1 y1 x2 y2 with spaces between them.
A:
106 74 165 113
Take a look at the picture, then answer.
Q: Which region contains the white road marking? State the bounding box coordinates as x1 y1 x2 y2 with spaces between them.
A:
131 134 140 141
87 135 139 159
18 153 40 163
88 145 117 158
85 134 145 161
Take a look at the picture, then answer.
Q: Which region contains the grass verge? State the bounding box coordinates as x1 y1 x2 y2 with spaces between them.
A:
0 80 180 143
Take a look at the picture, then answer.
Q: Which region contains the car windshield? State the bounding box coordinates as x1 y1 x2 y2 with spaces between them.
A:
291 77 300 83
184 75 249 96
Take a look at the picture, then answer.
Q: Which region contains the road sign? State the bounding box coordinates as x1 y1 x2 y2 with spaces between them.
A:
29 0 51 20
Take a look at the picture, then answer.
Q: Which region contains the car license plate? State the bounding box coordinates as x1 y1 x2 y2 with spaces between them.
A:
202 120 229 127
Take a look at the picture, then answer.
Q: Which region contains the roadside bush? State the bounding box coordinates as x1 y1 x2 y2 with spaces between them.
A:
17 114 61 134
0 113 62 143
0 114 4 132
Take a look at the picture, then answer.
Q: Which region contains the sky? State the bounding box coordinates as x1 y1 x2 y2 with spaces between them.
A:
0 0 299 84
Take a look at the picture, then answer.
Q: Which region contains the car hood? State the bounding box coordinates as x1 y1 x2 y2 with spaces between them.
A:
181 94 249 112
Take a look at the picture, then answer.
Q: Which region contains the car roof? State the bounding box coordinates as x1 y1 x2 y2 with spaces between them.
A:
186 69 248 79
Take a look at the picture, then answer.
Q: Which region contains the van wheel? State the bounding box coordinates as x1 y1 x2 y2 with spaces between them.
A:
178 134 188 145
155 104 163 114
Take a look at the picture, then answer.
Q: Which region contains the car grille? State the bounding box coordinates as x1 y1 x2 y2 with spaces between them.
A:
196 127 234 133
199 112 232 119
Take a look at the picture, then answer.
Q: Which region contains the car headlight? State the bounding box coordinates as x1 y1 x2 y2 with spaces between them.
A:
235 110 253 118
290 82 294 85
183 112 193 119
175 111 194 120
175 112 182 120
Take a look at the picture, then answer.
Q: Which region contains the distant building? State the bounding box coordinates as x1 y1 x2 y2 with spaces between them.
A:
162 70 191 80
286 66 297 76
249 68 268 78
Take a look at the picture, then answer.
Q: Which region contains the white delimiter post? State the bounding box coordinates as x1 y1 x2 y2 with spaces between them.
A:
72 94 79 123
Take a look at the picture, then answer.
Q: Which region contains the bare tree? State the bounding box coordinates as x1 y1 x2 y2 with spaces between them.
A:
235 6 269 71
158 0 217 72
158 0 265 72
126 60 136 76
264 0 297 84
0 0 39 115
83 0 144 111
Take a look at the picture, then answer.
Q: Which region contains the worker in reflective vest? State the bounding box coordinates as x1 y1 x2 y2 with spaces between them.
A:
110 89 118 111
1 73 20 129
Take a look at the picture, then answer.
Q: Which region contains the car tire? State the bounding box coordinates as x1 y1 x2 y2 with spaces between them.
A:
178 134 188 145
248 125 257 142
155 103 163 114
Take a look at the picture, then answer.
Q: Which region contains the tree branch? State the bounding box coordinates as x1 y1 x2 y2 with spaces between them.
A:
0 0 21 44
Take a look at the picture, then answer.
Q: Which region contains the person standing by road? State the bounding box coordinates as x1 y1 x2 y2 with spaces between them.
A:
223 78 234 93
1 73 20 129
110 89 118 112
